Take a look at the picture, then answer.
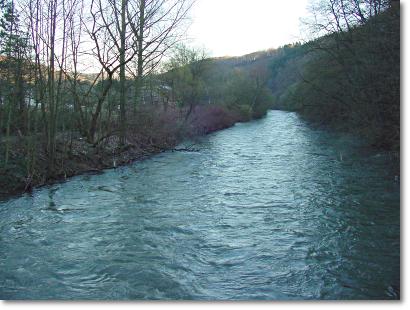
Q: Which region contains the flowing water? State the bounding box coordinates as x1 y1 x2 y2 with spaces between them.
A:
0 111 400 300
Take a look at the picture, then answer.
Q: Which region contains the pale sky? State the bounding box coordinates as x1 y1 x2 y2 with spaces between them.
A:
186 0 310 57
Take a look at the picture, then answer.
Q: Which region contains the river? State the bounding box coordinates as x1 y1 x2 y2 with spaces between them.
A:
0 110 400 300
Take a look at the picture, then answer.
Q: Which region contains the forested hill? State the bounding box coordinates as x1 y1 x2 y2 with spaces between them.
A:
209 2 400 152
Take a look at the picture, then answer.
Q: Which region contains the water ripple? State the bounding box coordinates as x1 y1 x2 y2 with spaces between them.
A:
0 111 400 300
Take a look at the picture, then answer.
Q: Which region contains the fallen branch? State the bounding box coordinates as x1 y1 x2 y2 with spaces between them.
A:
172 147 199 152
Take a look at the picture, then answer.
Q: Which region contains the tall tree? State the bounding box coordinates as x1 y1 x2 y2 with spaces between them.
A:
86 0 139 144
129 0 193 109
1 0 30 166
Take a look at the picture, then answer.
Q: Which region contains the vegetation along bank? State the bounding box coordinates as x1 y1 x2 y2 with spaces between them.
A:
0 0 400 197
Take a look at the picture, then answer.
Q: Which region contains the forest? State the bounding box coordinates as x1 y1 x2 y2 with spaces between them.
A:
0 0 400 196
270 0 400 151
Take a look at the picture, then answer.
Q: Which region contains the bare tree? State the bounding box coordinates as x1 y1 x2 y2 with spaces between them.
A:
128 0 193 109
303 0 391 39
21 0 79 173
85 0 139 144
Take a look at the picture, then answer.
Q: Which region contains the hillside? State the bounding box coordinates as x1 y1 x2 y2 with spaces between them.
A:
208 3 399 152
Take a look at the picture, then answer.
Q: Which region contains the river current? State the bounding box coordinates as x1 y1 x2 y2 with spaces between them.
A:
0 110 400 300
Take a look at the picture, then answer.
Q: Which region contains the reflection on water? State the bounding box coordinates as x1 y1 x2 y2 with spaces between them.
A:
0 110 400 300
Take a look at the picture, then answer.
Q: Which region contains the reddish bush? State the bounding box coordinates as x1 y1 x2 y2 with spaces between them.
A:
187 105 242 136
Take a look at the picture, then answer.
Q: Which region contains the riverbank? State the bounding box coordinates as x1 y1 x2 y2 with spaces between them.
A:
0 110 400 300
0 104 248 199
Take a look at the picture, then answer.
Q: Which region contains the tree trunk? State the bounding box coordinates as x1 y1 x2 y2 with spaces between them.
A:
134 0 145 110
119 0 128 145
88 75 113 143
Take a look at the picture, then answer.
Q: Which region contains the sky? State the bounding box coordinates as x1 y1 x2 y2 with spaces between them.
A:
186 0 310 57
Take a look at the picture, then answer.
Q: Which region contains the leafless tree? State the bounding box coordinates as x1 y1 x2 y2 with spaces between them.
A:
85 0 139 143
127 0 194 109
23 0 74 173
